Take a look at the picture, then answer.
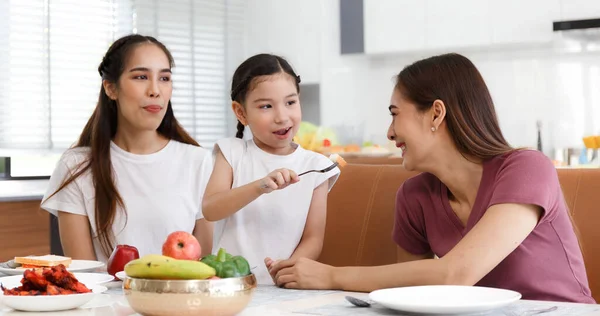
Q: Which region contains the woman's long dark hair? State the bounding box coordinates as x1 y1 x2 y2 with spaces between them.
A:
43 34 199 258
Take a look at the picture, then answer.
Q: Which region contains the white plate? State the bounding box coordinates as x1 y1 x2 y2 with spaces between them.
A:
0 285 107 312
0 274 108 312
115 271 126 281
75 272 115 285
369 285 522 314
0 260 105 276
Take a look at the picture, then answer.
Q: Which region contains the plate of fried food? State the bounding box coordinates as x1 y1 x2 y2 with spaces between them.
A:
0 264 107 312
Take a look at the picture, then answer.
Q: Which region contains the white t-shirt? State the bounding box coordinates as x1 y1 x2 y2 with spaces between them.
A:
211 138 340 284
41 140 213 262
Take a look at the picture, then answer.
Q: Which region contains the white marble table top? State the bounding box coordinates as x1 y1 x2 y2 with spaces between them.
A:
1 280 600 316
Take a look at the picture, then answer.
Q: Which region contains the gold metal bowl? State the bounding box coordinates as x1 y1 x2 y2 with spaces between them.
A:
123 274 257 316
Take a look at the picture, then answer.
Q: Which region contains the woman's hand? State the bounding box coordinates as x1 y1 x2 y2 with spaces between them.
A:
259 168 299 193
269 257 335 290
264 257 280 284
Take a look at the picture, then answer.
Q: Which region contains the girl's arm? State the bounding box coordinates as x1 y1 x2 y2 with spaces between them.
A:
289 181 329 260
193 218 213 257
271 202 542 291
265 181 328 281
202 147 299 222
57 211 97 260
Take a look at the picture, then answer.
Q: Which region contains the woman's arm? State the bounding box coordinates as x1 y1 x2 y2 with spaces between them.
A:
202 147 299 221
272 202 542 291
57 211 97 260
193 218 213 257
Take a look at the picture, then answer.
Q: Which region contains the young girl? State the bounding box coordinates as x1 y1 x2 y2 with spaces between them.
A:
41 34 213 263
202 54 340 284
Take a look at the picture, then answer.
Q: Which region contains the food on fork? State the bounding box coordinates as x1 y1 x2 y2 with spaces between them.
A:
1 264 91 296
329 153 347 168
13 254 72 270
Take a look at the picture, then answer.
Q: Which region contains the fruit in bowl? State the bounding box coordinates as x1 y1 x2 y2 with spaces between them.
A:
162 231 202 261
122 242 256 316
200 248 251 278
122 272 256 316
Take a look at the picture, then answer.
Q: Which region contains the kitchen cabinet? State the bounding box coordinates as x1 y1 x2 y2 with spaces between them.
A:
560 0 600 21
244 0 322 84
0 200 49 261
363 0 425 54
424 0 492 50
490 0 561 45
362 0 492 53
350 0 568 55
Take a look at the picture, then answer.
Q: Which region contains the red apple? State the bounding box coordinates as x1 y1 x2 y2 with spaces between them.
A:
162 231 201 261
107 244 139 278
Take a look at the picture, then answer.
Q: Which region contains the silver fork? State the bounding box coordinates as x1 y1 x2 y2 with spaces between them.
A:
298 162 339 176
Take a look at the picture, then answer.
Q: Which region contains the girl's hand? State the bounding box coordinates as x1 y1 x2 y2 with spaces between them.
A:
258 168 299 193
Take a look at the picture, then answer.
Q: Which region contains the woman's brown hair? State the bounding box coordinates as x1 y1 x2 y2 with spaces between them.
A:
395 53 513 159
43 34 199 258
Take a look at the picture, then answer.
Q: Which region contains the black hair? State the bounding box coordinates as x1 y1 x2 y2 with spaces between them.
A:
230 54 301 138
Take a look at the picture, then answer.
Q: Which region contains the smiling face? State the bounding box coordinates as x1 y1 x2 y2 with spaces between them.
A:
104 43 173 133
234 72 301 155
386 87 439 171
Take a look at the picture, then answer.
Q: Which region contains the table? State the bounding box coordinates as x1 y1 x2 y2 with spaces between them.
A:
2 280 600 316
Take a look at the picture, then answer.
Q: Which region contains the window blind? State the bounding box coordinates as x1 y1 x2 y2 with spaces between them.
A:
0 0 49 150
134 0 240 147
0 0 241 151
49 0 118 149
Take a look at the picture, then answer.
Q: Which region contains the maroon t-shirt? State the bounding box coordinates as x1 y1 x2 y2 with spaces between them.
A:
393 149 595 304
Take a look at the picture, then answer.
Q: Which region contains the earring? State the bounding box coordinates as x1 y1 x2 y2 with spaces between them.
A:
431 127 436 132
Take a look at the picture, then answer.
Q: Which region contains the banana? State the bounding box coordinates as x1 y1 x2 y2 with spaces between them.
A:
124 254 216 280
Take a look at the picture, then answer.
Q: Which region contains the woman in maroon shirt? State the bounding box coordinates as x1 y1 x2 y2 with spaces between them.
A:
267 53 595 304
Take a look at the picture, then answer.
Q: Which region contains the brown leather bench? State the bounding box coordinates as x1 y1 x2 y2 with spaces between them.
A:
321 163 600 302
342 156 403 165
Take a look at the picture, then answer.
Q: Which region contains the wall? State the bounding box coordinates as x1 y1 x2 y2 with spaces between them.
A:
363 47 600 155
242 0 600 155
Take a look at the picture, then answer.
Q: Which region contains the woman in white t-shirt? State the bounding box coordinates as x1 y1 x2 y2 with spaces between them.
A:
202 54 340 284
41 34 213 263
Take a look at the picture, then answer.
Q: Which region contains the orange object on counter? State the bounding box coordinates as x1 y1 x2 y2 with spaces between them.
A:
583 136 599 149
344 144 361 152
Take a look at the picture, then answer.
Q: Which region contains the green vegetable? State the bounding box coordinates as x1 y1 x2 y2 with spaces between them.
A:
200 248 250 278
